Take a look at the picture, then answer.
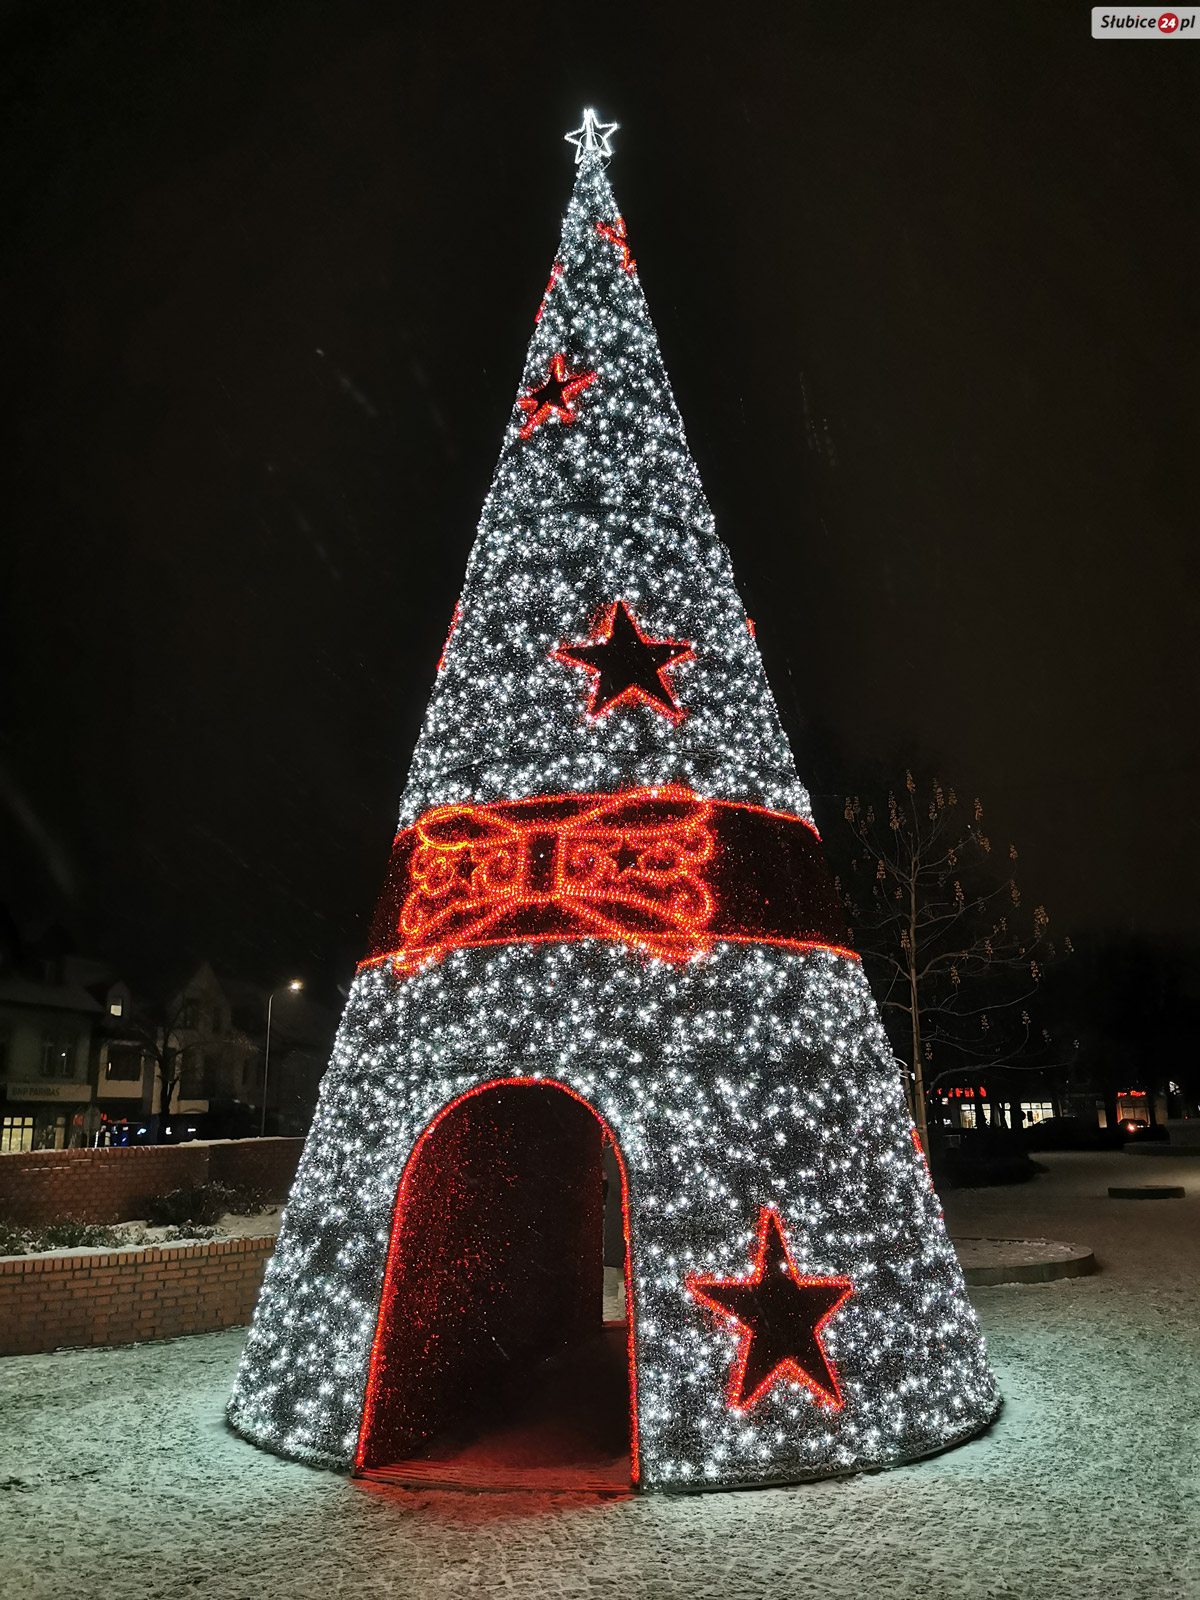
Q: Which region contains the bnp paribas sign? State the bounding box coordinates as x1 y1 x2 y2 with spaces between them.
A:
6 1082 94 1103
1092 7 1198 33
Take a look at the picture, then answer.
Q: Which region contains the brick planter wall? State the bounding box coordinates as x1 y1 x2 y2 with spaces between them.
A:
0 1235 276 1356
206 1139 305 1201
0 1139 304 1227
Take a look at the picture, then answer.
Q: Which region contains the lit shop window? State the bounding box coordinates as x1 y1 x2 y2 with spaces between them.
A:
1018 1102 1054 1126
1116 1091 1150 1127
1 1116 35 1153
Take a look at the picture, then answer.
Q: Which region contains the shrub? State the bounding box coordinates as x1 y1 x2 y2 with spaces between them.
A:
929 1126 1040 1189
39 1220 123 1249
144 1183 236 1227
0 1220 125 1255
0 1223 27 1257
222 1184 270 1216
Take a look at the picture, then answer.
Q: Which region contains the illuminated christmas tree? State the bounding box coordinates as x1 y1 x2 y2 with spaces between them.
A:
228 110 1000 1490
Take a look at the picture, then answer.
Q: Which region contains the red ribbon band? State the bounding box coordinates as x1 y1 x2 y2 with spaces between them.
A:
364 786 855 974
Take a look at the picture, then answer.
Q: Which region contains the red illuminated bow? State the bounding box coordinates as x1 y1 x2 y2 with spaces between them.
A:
395 787 714 971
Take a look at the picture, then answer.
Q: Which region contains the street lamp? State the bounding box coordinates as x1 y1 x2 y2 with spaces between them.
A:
261 980 303 1138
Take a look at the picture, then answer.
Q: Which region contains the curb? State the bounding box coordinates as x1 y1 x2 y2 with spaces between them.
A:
951 1236 1097 1286
1108 1185 1186 1200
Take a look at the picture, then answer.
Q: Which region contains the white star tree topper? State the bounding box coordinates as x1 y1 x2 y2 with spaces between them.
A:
565 108 619 163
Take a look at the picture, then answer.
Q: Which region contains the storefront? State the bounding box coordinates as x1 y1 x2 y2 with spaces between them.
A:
1115 1088 1151 1130
934 1083 1058 1132
2 1081 95 1149
937 1084 991 1130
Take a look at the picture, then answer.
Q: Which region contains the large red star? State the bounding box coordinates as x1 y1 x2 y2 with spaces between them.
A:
517 354 598 439
687 1206 854 1411
552 601 693 722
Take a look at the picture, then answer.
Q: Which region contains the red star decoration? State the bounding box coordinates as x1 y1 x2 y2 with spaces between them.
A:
534 261 562 325
436 601 462 674
596 216 636 274
552 601 693 722
687 1206 854 1411
517 354 598 439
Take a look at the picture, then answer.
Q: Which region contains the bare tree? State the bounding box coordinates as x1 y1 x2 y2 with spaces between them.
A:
128 991 196 1140
837 773 1065 1150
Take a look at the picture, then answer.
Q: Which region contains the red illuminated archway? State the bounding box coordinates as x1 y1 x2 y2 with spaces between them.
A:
355 1079 639 1489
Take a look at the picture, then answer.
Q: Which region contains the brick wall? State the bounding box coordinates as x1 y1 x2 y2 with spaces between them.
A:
0 1235 275 1356
0 1139 304 1226
206 1138 305 1201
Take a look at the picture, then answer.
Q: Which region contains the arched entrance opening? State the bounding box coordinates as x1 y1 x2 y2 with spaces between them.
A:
354 1079 636 1491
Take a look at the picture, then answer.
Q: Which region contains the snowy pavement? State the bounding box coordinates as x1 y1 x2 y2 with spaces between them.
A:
1 1151 1196 1600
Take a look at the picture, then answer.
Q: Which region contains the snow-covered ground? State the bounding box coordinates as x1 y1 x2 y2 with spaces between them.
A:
0 1151 1194 1600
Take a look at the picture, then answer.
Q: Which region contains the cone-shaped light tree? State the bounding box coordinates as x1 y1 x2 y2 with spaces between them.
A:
228 111 1000 1490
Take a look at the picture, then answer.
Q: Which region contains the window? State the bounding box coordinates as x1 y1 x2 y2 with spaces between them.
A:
1 1116 35 1153
40 1033 73 1079
1019 1101 1054 1127
106 1047 143 1083
1116 1094 1149 1128
109 999 123 1017
36 1114 67 1151
180 1048 207 1099
958 1104 978 1130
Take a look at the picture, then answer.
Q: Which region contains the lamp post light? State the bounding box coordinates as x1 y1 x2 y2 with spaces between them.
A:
261 980 303 1138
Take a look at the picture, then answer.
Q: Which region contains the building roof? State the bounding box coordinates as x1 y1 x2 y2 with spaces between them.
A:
0 972 104 1015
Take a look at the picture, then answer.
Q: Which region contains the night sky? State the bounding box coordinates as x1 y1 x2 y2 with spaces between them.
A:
3 3 1196 1000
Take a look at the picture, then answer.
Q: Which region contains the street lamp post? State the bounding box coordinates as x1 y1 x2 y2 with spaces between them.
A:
261 980 303 1138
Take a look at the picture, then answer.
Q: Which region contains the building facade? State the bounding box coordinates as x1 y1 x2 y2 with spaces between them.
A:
2 956 335 1150
0 958 127 1151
